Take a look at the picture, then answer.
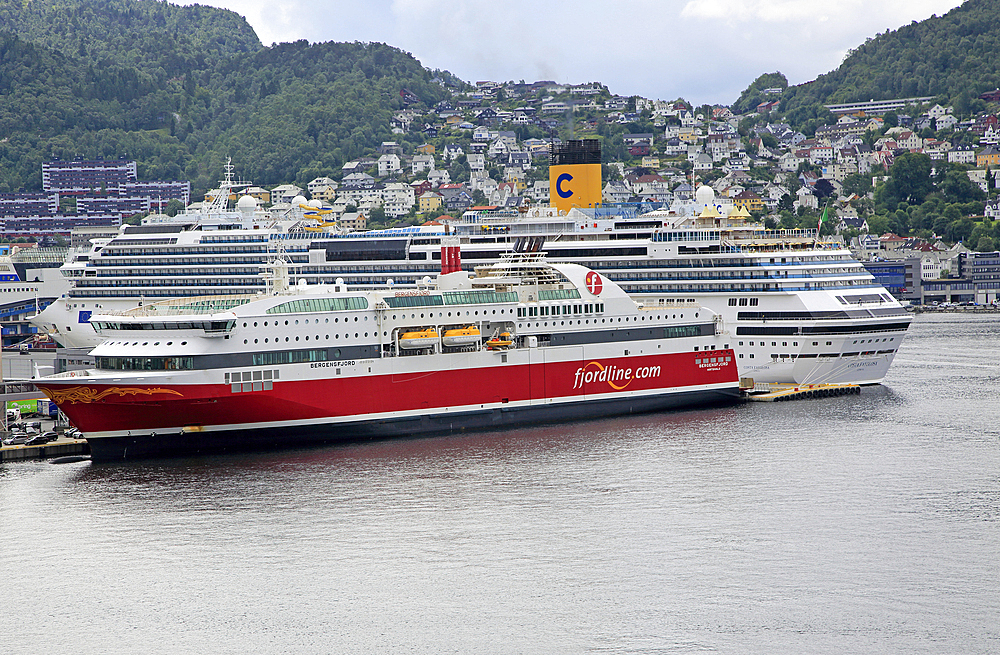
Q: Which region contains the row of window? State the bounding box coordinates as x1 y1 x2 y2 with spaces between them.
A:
251 350 329 366
95 356 194 370
93 320 235 332
727 298 760 306
518 303 604 318
266 297 369 314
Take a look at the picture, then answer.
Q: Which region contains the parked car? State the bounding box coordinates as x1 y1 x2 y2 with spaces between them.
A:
3 433 30 446
65 427 81 438
24 433 57 446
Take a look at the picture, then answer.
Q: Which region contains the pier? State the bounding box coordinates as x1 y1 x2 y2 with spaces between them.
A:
742 382 861 402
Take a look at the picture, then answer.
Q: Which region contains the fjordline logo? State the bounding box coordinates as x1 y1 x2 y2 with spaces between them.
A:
573 361 661 390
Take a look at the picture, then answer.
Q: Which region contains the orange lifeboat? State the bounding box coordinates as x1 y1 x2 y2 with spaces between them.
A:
486 330 513 349
442 325 481 347
399 328 438 350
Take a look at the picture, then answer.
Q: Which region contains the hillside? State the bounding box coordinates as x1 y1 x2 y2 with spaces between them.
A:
776 0 1000 127
0 0 448 193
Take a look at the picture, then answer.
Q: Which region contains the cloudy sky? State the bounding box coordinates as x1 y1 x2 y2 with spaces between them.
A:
192 0 964 105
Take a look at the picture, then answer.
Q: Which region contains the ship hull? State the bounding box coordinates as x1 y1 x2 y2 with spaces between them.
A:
37 351 740 461
81 386 740 461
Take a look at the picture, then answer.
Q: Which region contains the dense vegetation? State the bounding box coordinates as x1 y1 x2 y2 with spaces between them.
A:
0 0 448 193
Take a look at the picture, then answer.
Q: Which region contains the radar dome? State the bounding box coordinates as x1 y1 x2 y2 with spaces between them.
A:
292 195 307 206
695 185 715 206
307 199 322 208
236 195 257 217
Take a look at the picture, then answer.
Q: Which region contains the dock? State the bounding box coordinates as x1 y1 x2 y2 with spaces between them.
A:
1 437 90 462
743 382 861 402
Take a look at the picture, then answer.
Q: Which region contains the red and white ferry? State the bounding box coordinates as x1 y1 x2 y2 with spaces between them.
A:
34 246 740 460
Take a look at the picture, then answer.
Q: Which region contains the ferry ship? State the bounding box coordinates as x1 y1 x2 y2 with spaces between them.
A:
32 156 910 385
33 249 740 461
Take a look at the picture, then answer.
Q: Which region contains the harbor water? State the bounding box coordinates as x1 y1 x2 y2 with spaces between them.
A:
2 313 998 653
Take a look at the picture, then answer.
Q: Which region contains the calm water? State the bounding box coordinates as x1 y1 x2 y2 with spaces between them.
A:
2 313 999 654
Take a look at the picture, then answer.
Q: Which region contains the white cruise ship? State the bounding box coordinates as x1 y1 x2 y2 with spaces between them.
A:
32 182 910 385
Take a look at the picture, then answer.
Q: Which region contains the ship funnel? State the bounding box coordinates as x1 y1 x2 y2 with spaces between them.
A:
441 235 461 274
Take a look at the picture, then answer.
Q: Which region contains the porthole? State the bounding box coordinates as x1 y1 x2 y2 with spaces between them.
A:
254 339 258 344
167 342 172 346
244 339 248 344
154 342 160 346
253 322 258 327
142 342 148 346
181 341 187 345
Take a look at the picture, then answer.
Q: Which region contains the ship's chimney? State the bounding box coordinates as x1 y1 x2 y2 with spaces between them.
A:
441 234 461 274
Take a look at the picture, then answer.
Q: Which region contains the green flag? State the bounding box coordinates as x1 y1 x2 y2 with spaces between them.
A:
818 204 829 232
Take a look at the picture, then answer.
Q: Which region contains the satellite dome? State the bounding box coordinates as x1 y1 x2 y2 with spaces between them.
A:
292 195 307 206
307 199 322 208
695 185 715 206
236 195 257 211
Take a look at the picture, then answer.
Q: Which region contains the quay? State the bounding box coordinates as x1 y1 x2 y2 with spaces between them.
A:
743 382 861 402
1 436 90 462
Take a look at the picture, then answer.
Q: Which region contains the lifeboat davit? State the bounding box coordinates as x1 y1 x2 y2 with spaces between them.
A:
399 328 439 349
442 325 481 347
486 331 513 349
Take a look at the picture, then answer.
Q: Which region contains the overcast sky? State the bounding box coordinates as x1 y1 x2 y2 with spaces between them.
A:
192 0 964 105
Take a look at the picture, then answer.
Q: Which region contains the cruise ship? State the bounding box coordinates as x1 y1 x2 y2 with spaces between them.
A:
34 251 739 460
32 165 910 386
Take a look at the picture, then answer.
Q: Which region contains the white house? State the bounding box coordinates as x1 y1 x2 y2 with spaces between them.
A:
377 154 401 177
411 154 435 175
381 182 415 218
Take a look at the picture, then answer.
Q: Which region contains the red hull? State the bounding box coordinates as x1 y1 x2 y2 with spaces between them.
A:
38 351 737 435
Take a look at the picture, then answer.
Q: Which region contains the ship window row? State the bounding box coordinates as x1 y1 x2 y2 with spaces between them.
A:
93 320 235 332
202 235 268 243
252 349 328 366
91 269 264 277
620 281 881 293
95 356 194 371
518 303 603 317
76 279 263 288
94 256 269 266
266 297 369 314
608 270 866 282
442 290 518 305
384 294 444 308
102 246 268 256
538 289 582 300
728 298 760 306
653 231 721 242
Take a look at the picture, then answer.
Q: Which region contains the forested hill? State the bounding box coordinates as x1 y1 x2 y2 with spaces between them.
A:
776 0 1000 128
0 0 261 77
0 0 448 193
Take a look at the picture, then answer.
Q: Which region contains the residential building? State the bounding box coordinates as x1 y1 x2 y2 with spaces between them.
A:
377 154 402 177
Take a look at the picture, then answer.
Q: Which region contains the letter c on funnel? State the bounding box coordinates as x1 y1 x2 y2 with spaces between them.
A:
556 173 574 199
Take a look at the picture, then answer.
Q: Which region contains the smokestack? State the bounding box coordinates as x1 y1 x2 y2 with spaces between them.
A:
441 235 461 274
